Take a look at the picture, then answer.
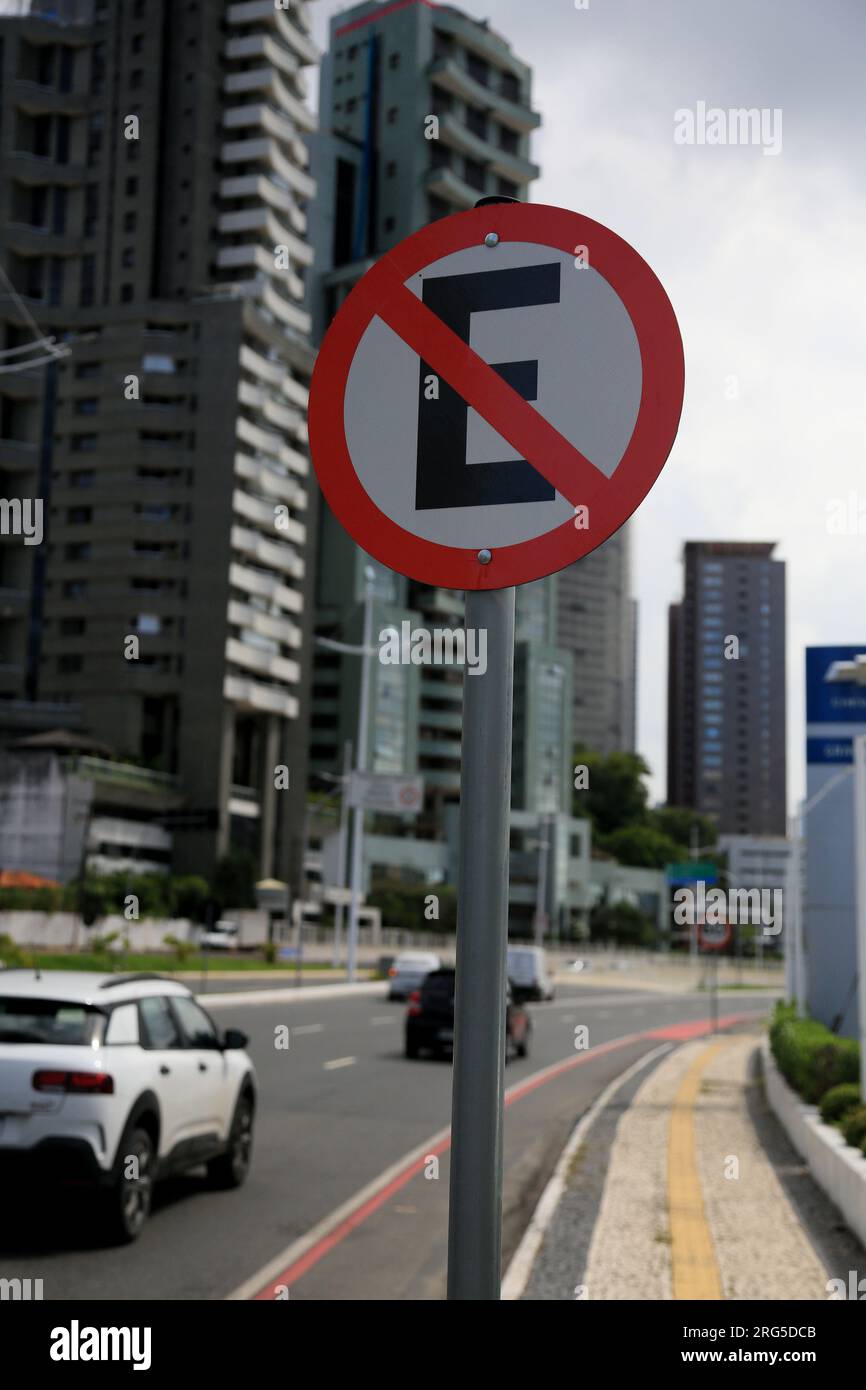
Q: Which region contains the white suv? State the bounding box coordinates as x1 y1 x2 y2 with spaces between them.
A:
0 970 256 1243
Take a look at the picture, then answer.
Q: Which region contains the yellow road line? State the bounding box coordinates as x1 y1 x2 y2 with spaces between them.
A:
668 1041 734 1300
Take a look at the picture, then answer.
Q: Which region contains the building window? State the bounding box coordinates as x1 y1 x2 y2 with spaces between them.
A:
121 284 134 302
463 157 485 192
385 160 397 178
466 104 487 140
501 71 520 103
386 106 398 124
58 654 83 673
70 434 97 452
384 216 395 233
126 176 138 196
497 177 518 199
122 247 136 268
388 52 400 70
467 53 489 87
73 398 98 416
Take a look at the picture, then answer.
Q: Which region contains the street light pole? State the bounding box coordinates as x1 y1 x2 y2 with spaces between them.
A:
332 739 353 969
533 813 549 947
346 567 375 984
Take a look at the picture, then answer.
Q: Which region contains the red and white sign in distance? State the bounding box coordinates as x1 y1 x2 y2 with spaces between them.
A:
309 202 684 590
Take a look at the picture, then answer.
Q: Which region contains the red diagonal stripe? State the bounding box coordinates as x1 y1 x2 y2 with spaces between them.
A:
375 268 608 507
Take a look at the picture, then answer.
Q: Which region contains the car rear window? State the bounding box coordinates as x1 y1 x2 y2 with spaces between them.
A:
0 997 105 1046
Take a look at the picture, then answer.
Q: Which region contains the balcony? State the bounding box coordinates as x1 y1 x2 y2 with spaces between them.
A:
229 560 302 614
234 453 304 509
7 150 87 183
425 163 486 209
231 523 304 580
218 206 313 266
438 111 539 184
232 486 305 544
429 56 541 133
228 598 300 648
227 1 320 66
12 80 90 115
417 588 465 619
226 635 300 685
224 672 299 719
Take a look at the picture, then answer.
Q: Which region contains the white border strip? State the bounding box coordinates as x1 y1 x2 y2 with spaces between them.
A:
202 982 387 1008
500 1042 673 1300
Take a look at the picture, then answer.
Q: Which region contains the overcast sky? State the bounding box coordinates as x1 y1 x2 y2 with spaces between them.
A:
311 0 866 811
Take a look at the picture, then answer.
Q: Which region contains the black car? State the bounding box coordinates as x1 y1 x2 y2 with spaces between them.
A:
404 967 531 1061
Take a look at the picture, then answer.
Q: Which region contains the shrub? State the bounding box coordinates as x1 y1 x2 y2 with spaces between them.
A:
769 1001 860 1103
842 1107 866 1150
162 933 193 966
819 1083 861 1125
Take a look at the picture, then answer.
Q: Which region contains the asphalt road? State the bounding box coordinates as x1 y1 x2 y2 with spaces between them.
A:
0 984 776 1301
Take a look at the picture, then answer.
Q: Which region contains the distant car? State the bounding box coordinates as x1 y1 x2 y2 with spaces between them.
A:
567 959 590 973
199 920 239 951
506 945 555 1002
0 970 256 1243
387 951 441 1001
405 968 531 1061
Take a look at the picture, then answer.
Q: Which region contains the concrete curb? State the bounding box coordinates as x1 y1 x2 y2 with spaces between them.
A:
500 1042 673 1300
762 1039 866 1249
200 982 388 1008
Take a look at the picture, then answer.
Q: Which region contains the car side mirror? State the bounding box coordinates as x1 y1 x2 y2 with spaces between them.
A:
223 1028 248 1050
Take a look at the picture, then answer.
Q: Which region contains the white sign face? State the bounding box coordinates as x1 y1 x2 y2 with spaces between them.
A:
348 773 424 815
310 203 683 590
343 242 642 551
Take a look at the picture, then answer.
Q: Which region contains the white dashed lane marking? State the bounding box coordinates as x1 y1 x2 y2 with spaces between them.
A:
323 1056 356 1071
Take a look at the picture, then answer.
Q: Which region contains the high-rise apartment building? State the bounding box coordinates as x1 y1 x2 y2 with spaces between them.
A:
0 0 320 884
305 1 575 924
667 541 786 835
310 0 540 335
555 525 637 756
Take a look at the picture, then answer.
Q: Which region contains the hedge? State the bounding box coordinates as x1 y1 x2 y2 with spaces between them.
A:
769 1001 860 1105
819 1082 862 1126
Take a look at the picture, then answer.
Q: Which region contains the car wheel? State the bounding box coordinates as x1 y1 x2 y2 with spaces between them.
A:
102 1126 155 1245
405 1037 420 1058
517 1032 530 1058
208 1093 254 1190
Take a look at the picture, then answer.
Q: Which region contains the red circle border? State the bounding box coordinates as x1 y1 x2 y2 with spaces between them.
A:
308 203 685 590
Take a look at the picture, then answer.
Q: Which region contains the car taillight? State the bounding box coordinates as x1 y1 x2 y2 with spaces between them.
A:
407 989 422 1017
33 1070 114 1095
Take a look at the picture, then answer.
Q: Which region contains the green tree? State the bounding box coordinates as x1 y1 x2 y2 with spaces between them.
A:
572 744 650 835
600 824 683 870
647 805 717 851
589 900 654 947
213 850 257 912
171 875 210 923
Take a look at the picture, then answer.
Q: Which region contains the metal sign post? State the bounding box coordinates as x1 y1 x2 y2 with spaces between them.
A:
447 586 515 1300
307 196 684 1305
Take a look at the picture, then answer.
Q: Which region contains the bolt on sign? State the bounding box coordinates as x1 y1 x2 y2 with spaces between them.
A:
309 202 684 590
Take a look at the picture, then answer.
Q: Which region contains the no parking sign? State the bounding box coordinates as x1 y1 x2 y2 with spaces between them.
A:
309 202 684 589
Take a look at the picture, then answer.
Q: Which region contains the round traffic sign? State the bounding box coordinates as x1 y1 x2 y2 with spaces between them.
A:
698 919 732 952
309 202 684 590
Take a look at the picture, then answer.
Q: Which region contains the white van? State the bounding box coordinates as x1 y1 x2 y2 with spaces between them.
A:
506 945 555 1002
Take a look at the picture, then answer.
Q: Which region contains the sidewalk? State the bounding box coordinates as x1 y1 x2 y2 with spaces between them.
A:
508 1031 866 1301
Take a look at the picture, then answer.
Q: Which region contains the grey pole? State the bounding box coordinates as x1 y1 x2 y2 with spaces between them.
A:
332 739 353 969
447 584 515 1301
346 567 375 983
